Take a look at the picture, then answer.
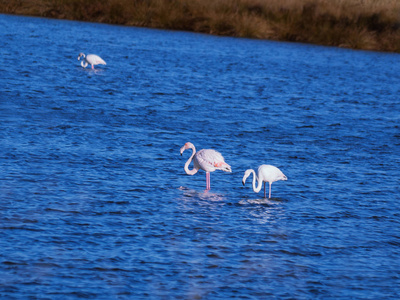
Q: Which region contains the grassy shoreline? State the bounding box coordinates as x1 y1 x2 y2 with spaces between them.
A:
1 0 400 52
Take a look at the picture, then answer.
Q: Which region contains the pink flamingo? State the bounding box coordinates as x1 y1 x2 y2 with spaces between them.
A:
242 165 287 198
78 53 106 69
180 142 232 190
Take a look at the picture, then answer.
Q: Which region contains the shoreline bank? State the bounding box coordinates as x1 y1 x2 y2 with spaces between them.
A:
1 0 400 53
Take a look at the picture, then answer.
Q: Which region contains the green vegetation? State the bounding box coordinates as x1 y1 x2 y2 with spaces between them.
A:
1 0 400 52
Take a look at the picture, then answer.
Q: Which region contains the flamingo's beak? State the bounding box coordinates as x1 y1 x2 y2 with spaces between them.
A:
180 146 185 155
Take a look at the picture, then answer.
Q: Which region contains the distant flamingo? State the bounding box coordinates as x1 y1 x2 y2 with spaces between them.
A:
77 53 106 69
180 142 232 190
242 165 287 198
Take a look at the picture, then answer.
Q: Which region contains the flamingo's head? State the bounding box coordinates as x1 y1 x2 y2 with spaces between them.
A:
77 53 85 60
180 142 195 155
242 169 253 185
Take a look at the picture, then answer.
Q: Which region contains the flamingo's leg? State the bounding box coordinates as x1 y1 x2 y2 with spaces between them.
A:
269 183 272 199
206 172 210 190
91 65 94 70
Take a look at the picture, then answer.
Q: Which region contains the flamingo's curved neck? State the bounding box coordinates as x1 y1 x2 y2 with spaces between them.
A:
81 60 88 68
250 170 263 193
184 145 198 175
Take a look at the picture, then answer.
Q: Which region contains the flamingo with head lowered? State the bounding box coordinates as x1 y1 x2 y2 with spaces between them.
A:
242 164 287 198
78 53 106 69
180 142 232 190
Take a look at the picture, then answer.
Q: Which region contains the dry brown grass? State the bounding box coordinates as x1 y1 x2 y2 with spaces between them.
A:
1 0 400 52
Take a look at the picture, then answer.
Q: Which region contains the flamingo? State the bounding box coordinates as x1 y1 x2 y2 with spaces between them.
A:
77 53 106 69
242 165 287 198
180 142 232 190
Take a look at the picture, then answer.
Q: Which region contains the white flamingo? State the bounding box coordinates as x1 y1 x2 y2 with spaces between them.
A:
77 53 106 69
180 142 232 190
242 165 287 198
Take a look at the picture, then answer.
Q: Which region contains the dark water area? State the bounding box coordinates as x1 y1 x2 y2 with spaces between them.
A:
1 13 399 299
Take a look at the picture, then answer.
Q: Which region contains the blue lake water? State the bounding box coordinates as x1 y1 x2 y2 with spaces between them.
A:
1 13 399 299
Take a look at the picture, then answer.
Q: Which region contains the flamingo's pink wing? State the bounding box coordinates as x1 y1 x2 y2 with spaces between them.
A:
87 54 106 65
195 149 231 172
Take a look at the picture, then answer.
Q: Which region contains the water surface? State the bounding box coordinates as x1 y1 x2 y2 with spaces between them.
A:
0 14 399 299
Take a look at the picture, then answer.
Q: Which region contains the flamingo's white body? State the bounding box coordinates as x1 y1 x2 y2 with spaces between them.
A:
180 142 232 190
242 165 287 198
78 53 106 69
